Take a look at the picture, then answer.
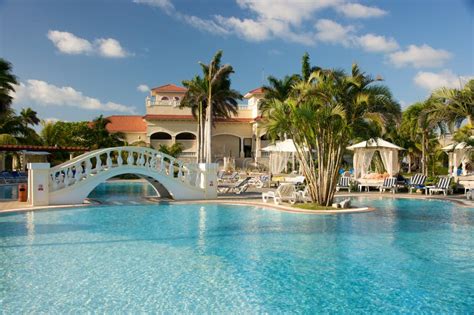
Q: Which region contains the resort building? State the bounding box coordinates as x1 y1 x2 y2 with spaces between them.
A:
106 84 271 166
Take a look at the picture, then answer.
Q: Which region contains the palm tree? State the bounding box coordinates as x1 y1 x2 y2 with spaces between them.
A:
85 115 125 149
181 75 207 163
400 102 441 176
158 143 184 158
181 50 241 163
20 107 40 128
263 64 400 206
430 79 474 127
0 58 18 115
259 74 299 115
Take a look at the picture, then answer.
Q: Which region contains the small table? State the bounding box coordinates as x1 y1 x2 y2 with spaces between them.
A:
422 185 436 195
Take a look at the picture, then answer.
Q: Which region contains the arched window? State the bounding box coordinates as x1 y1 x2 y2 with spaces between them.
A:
176 132 196 140
150 132 172 140
174 96 180 101
160 96 169 101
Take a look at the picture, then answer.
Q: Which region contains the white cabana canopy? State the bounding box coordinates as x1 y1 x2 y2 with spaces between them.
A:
261 139 298 153
442 142 473 176
347 137 405 179
261 139 299 174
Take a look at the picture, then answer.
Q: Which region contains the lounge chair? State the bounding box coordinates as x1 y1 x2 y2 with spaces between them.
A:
407 173 427 193
332 198 351 209
262 183 298 205
296 186 311 203
379 177 398 194
218 177 251 194
336 176 352 192
221 171 239 182
428 177 452 196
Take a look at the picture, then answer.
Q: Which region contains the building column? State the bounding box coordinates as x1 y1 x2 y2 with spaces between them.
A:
28 163 51 206
240 137 245 158
172 135 176 145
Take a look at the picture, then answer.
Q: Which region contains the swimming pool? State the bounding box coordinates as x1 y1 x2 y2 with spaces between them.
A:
87 180 158 202
0 198 472 312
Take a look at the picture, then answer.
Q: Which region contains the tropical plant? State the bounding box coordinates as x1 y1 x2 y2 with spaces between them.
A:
0 108 41 144
181 50 241 163
0 58 18 115
400 101 443 175
20 107 40 128
259 74 299 115
158 142 184 158
263 64 400 206
430 79 474 127
84 115 125 150
0 133 18 145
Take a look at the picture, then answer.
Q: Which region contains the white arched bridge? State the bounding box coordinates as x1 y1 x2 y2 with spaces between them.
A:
27 146 217 206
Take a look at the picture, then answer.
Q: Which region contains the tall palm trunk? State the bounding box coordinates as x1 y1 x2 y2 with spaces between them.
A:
421 132 429 176
205 80 213 163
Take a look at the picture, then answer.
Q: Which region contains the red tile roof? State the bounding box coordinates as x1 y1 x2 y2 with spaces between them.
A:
144 114 195 121
144 115 254 123
247 87 264 95
106 115 147 132
151 84 187 93
0 145 89 152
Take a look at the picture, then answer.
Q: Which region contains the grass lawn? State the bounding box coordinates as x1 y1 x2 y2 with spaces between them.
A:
293 203 337 211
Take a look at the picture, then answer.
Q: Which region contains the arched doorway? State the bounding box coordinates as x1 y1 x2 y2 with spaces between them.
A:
176 132 197 155
150 132 172 150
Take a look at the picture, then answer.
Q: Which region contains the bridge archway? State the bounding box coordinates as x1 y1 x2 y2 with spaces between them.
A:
28 146 218 206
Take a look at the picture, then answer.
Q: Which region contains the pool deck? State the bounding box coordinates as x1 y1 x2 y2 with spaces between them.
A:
1 188 472 214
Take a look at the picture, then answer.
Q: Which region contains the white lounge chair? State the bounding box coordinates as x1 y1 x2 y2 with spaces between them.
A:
336 176 352 192
218 177 251 194
262 184 298 205
296 186 311 203
428 177 452 196
407 173 427 193
332 198 351 209
379 177 398 194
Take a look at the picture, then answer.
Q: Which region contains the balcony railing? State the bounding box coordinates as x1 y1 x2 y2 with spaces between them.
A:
146 97 181 107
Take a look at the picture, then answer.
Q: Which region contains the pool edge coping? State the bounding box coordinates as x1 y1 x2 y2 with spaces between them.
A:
2 192 472 215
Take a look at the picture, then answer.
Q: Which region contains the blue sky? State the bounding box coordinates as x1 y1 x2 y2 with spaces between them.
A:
1 0 473 122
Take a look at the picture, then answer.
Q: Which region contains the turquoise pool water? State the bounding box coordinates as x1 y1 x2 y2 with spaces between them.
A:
87 181 157 202
0 198 473 312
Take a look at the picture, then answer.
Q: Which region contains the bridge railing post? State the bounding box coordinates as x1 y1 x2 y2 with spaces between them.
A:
199 163 217 199
28 163 51 206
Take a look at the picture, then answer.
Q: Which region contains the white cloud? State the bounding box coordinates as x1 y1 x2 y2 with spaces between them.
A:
44 117 61 123
414 70 473 91
137 84 150 92
13 80 136 114
356 33 399 53
179 14 230 36
315 19 355 46
389 44 451 68
47 30 131 58
336 3 387 18
95 38 129 58
47 30 93 55
133 0 174 13
235 0 337 25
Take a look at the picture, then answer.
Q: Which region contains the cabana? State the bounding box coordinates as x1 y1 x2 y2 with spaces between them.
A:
347 138 404 188
442 142 473 177
261 139 297 174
